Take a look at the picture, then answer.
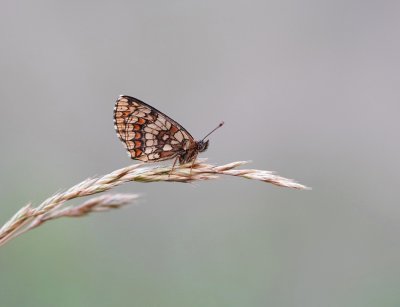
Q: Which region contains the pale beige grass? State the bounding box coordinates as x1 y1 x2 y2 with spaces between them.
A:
0 160 310 247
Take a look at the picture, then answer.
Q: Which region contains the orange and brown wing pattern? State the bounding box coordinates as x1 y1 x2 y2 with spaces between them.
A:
114 95 195 162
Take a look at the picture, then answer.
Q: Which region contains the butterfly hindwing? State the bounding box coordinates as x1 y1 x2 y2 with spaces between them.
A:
114 95 195 162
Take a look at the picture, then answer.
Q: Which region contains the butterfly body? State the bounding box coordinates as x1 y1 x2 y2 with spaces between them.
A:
179 139 209 164
114 95 215 165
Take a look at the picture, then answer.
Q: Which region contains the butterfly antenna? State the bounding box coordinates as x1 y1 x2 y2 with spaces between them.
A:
201 121 224 141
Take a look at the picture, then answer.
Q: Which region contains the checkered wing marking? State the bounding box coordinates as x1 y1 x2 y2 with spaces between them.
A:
114 95 195 162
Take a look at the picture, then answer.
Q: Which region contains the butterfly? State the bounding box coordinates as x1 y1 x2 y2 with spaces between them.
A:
114 95 223 169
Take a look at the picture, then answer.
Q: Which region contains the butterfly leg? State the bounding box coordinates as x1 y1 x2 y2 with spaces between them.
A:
189 154 198 176
169 156 179 178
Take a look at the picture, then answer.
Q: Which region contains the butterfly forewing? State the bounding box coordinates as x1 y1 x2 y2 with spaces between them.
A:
114 95 196 162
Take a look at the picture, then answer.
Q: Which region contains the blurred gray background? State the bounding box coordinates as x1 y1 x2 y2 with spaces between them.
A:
1 0 400 306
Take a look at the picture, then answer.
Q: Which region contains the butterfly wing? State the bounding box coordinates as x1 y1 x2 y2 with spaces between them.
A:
114 95 196 162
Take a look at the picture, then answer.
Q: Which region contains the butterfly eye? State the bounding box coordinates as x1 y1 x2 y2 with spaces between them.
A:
197 140 209 152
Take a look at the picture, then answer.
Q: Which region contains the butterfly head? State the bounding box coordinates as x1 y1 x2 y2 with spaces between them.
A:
196 140 209 153
197 121 224 153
